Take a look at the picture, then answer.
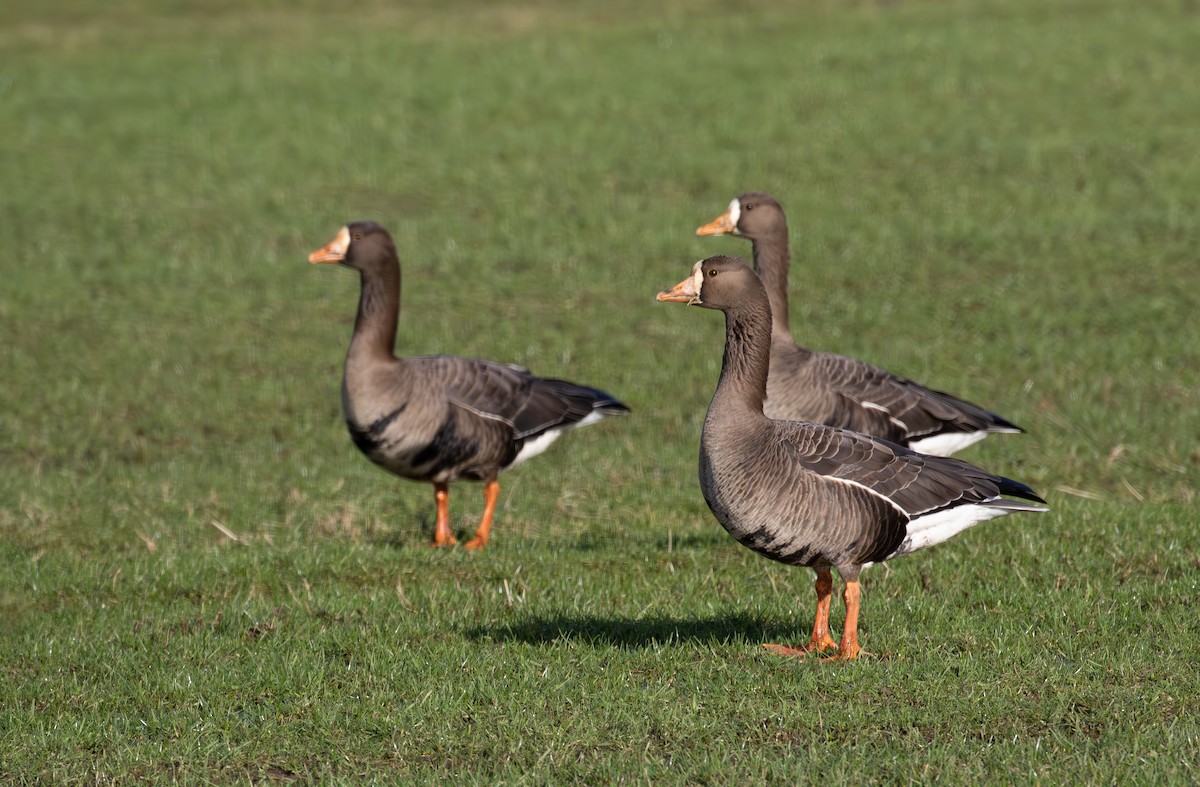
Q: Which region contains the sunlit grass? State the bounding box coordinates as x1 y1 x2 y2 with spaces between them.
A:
2 0 1197 782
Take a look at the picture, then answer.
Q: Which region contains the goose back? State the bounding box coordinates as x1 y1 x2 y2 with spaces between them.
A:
765 341 1020 453
343 352 628 486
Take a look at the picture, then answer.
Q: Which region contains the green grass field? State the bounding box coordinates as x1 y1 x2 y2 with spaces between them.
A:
3 0 1198 782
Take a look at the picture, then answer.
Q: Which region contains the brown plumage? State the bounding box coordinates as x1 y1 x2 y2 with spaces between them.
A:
697 192 1022 455
310 221 629 550
658 255 1046 660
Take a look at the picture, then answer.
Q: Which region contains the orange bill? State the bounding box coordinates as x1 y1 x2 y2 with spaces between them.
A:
656 262 703 304
695 208 736 236
308 226 350 264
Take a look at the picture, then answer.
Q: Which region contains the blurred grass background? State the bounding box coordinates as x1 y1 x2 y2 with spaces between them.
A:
1 0 1197 782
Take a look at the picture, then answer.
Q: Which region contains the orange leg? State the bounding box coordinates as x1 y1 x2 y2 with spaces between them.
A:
807 568 840 653
464 479 500 551
763 567 840 657
822 580 862 661
431 482 456 547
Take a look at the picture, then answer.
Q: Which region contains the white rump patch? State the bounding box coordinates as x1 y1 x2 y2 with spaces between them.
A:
509 409 609 469
573 410 608 429
510 430 563 469
910 430 988 457
888 503 1013 558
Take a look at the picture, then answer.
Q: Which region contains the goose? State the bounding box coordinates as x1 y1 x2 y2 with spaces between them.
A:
657 255 1047 660
309 220 629 550
697 192 1022 456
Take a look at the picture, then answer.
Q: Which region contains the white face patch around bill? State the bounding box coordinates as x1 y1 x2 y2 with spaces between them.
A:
691 260 706 303
332 225 351 255
727 198 741 233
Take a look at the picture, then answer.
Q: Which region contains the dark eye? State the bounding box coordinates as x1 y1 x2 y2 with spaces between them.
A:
743 203 754 211
708 269 718 277
353 231 364 241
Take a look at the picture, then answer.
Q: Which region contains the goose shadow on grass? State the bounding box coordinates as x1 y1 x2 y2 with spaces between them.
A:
464 612 801 650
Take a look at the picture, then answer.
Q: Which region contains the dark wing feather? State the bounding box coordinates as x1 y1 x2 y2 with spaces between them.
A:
411 355 628 439
811 351 1022 439
775 421 1041 517
510 378 629 438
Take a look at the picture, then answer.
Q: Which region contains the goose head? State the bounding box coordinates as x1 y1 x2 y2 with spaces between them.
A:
656 255 764 311
309 220 398 273
695 192 786 241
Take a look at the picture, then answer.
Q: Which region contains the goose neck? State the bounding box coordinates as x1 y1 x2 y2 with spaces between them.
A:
750 232 792 338
710 298 773 419
349 262 400 362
